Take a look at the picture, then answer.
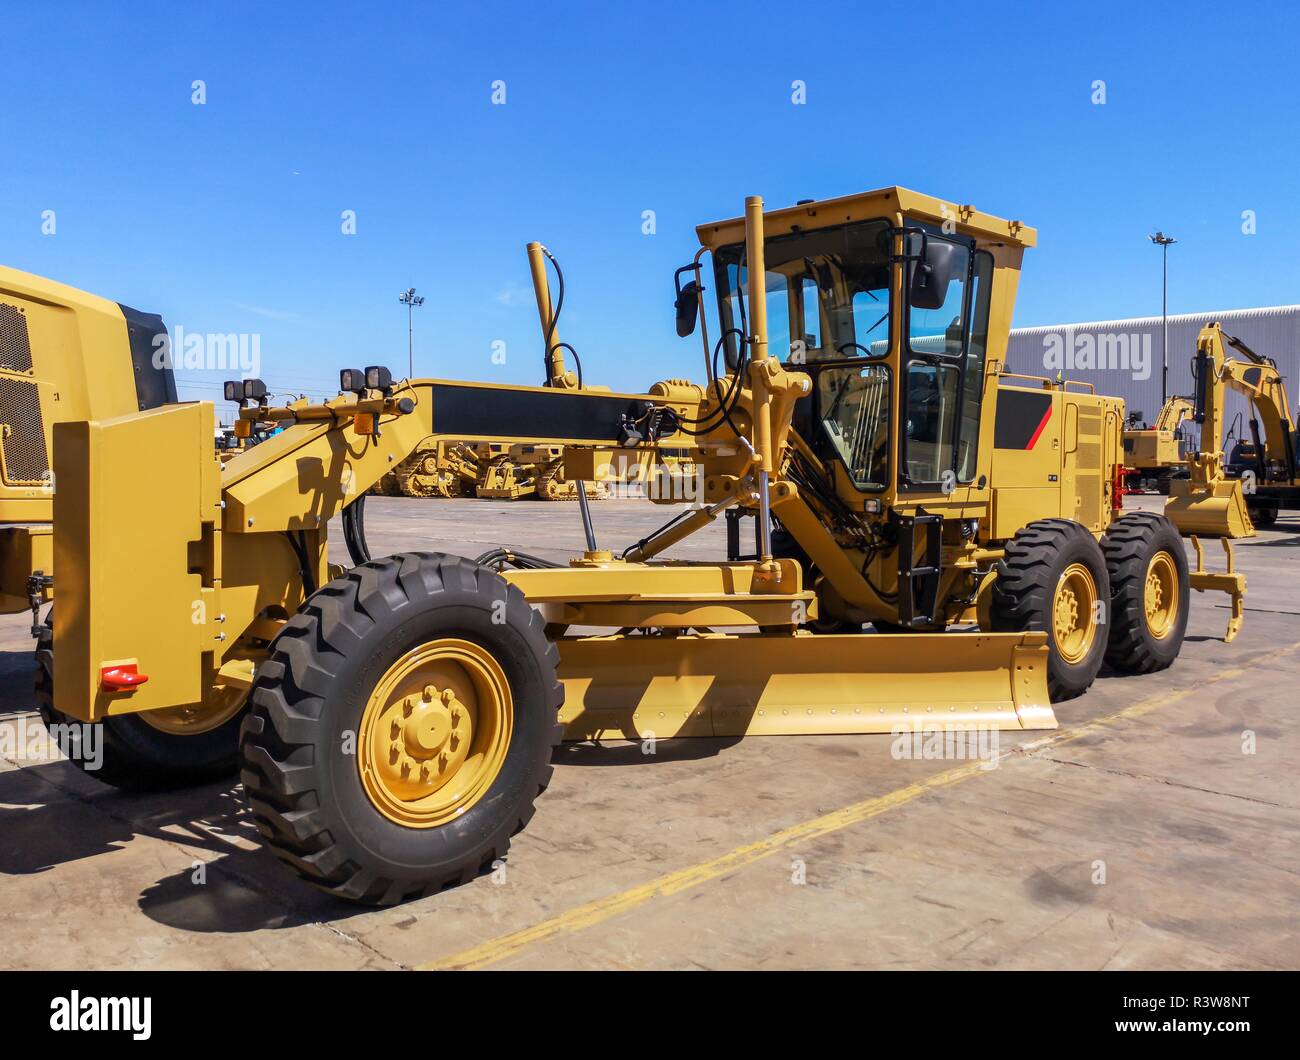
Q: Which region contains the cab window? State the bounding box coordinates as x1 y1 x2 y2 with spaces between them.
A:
817 363 891 490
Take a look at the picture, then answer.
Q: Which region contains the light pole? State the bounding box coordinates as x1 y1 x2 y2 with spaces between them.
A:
1148 231 1177 405
399 288 425 378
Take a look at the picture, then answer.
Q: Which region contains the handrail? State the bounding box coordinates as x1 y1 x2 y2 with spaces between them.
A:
997 372 1095 393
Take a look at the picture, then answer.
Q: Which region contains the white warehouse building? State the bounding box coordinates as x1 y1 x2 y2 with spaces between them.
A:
1005 305 1300 450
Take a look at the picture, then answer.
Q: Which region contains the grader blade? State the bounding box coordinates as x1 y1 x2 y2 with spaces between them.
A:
555 630 1054 740
1165 477 1256 539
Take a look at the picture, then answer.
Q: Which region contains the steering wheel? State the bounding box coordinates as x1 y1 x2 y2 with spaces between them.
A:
836 342 873 359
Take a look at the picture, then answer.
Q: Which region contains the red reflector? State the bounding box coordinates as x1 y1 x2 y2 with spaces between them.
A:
101 664 149 691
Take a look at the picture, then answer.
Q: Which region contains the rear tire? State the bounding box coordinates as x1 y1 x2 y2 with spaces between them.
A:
991 519 1109 702
239 552 563 905
1102 512 1189 674
1247 501 1278 528
34 620 246 791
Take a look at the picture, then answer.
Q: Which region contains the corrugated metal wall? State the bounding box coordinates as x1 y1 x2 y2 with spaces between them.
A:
1006 305 1300 451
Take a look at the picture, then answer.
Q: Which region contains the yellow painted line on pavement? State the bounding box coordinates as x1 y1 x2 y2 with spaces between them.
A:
421 641 1300 970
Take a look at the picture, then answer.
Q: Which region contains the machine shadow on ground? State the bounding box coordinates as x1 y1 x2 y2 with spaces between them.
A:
0 761 368 934
554 735 744 767
0 652 36 715
0 732 753 937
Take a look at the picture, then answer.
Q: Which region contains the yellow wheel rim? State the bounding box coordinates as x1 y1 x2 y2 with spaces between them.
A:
1052 562 1098 664
1144 551 1179 640
140 685 246 736
358 638 512 828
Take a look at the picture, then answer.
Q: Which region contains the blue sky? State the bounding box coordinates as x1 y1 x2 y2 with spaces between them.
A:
2 1 1296 406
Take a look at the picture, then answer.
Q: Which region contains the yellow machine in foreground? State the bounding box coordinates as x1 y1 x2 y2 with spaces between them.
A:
37 188 1236 904
1 266 176 621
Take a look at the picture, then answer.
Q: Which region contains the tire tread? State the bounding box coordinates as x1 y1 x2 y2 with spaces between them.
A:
239 552 563 905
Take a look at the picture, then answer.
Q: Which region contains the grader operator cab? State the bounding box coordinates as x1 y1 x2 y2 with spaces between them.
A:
33 188 1239 905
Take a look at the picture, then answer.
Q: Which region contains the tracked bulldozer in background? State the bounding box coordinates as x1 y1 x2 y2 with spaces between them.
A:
370 438 477 497
32 187 1244 905
372 437 610 501
534 448 610 500
395 439 482 498
0 266 176 624
477 442 608 500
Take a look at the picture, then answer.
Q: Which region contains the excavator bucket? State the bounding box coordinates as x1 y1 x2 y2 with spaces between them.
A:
555 630 1055 740
1165 477 1256 539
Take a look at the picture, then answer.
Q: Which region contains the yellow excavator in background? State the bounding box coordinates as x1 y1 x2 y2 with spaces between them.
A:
1207 327 1299 530
1122 395 1193 494
1165 323 1299 536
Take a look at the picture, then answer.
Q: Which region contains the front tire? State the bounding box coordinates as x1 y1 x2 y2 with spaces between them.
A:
239 552 563 905
1102 512 1189 674
991 519 1110 702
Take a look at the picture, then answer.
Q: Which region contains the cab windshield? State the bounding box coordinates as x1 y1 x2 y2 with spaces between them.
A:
713 218 893 364
714 218 895 489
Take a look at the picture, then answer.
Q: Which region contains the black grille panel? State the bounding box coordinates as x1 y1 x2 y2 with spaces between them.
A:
0 303 33 373
0 377 48 485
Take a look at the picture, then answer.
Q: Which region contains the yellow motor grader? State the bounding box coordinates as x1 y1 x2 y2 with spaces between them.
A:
34 188 1238 904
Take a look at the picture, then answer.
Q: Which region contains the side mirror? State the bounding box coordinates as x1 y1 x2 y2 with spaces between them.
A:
675 280 700 337
673 263 704 337
909 239 961 311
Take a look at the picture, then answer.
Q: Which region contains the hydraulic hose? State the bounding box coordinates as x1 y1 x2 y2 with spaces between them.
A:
342 494 371 566
540 248 583 388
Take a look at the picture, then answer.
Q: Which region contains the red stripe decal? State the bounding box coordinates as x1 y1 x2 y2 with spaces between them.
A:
1025 406 1052 450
